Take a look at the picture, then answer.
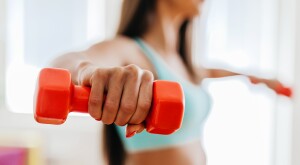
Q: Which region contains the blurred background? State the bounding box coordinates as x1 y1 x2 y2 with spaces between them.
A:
0 0 299 164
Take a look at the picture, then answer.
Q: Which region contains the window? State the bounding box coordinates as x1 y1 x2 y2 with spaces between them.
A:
195 0 293 165
5 0 120 113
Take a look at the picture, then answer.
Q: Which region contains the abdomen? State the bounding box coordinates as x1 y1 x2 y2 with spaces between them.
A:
126 140 206 165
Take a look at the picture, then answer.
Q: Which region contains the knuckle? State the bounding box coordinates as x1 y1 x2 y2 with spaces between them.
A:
89 97 102 107
114 67 126 80
88 110 99 119
114 120 127 126
92 68 107 81
104 100 117 113
88 107 101 119
125 64 140 75
139 100 152 111
112 67 124 75
120 103 136 114
102 119 114 125
126 64 139 70
142 70 154 82
105 67 125 84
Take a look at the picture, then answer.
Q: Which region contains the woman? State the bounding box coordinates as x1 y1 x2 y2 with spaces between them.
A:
51 0 284 164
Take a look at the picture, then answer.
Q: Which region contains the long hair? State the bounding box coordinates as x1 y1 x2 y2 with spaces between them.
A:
103 1 195 165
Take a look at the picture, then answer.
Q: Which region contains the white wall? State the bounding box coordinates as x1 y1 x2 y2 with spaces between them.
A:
0 0 124 164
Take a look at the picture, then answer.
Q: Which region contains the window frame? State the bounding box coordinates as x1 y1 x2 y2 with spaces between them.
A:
291 0 300 164
0 0 6 111
273 0 298 165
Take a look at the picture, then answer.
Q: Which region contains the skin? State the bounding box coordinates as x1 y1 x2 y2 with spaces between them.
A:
51 0 285 164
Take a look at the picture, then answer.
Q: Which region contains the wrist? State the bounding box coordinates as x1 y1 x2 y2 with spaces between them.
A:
249 76 260 84
75 61 95 85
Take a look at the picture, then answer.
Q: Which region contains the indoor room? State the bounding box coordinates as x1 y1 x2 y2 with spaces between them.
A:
0 0 299 165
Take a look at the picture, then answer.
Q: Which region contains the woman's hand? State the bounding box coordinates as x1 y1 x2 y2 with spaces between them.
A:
249 76 279 89
249 76 292 97
78 63 154 138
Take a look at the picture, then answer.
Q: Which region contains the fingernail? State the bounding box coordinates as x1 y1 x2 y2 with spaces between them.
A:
126 131 137 138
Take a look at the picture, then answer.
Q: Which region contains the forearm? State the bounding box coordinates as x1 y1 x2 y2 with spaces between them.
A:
207 69 243 78
207 69 263 84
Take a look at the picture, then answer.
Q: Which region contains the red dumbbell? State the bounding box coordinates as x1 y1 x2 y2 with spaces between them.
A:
34 68 185 135
276 84 293 97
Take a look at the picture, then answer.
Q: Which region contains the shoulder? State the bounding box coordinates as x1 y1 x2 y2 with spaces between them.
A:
87 36 139 57
80 36 141 66
83 36 153 70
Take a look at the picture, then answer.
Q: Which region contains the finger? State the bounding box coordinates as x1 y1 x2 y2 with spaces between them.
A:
114 65 140 126
126 123 145 138
102 68 125 125
129 70 153 124
87 69 107 121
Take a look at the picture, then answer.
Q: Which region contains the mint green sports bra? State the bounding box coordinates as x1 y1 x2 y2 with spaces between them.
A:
116 38 212 152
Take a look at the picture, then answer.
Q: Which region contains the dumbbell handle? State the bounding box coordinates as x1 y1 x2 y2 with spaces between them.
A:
71 85 91 113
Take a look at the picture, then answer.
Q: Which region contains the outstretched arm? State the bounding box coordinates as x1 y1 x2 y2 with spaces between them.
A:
205 69 292 97
48 37 153 137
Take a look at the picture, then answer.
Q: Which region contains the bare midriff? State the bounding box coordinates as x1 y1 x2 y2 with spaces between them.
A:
126 141 206 165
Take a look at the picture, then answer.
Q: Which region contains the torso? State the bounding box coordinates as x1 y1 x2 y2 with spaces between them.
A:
126 141 206 165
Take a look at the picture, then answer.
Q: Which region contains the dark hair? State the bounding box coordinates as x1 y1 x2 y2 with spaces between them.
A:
103 1 193 165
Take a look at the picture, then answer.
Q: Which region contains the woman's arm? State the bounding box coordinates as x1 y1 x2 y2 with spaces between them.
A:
206 69 241 78
205 68 290 96
206 68 275 85
206 69 263 83
49 38 129 84
49 37 152 137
